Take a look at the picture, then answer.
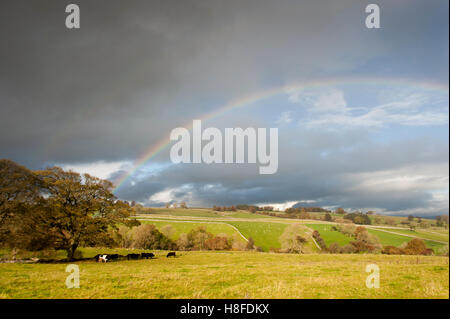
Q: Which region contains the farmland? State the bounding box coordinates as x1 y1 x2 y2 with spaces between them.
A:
0 251 448 299
139 219 247 242
1 207 448 299
306 224 353 246
135 208 448 253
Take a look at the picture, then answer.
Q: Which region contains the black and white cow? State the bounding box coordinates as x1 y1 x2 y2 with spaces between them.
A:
95 254 110 263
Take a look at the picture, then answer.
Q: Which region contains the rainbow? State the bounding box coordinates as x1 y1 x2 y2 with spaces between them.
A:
112 76 449 191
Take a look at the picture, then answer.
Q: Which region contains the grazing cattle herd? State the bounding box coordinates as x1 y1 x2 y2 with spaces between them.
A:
94 252 175 262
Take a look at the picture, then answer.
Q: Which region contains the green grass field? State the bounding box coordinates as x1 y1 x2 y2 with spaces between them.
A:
303 223 447 253
366 229 445 252
140 220 246 242
371 227 449 243
306 224 353 246
226 221 288 251
135 209 449 253
140 208 222 218
1 207 448 299
0 251 448 299
139 218 321 252
139 208 276 220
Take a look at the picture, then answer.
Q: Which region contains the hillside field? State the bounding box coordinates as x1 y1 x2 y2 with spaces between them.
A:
135 209 448 253
1 208 448 299
139 220 247 242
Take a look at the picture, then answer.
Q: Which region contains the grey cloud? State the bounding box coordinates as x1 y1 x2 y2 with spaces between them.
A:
115 132 448 215
2 0 447 166
1 1 448 215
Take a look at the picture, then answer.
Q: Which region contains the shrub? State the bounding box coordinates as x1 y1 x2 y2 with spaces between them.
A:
402 238 427 255
312 230 327 250
327 242 341 254
205 236 231 250
280 224 307 253
382 239 432 255
176 233 190 251
355 230 380 246
187 226 213 250
354 226 366 237
381 245 403 255
232 240 247 251
337 224 356 237
246 237 256 250
132 224 175 250
439 245 449 257
340 244 357 253
349 240 368 253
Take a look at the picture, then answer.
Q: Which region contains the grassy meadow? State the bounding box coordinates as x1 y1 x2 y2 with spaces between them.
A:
139 220 247 242
0 251 448 299
1 207 448 299
136 209 448 253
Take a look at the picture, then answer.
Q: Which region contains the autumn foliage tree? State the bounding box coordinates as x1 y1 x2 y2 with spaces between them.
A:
0 160 42 243
34 167 132 259
1 160 134 259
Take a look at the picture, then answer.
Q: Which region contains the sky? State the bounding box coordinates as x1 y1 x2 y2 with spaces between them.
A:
0 0 448 216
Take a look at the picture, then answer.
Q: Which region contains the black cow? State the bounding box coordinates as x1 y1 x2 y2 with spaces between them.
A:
127 253 140 260
166 252 176 258
109 254 119 260
141 253 155 259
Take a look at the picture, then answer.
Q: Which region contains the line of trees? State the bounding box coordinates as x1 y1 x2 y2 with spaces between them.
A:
114 224 261 252
343 212 372 225
213 204 275 213
213 205 237 212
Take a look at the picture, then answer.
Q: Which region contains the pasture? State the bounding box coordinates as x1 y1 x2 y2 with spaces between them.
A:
0 251 448 299
139 207 275 220
135 209 448 253
0 209 448 299
306 224 353 246
305 224 446 253
370 227 449 243
226 221 289 251
366 229 446 252
139 219 247 242
139 208 222 218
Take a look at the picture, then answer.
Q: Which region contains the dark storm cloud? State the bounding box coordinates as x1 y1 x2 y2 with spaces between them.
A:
2 0 447 166
115 133 448 214
1 1 448 215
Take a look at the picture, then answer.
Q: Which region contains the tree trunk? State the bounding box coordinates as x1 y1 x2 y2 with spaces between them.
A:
67 243 78 260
